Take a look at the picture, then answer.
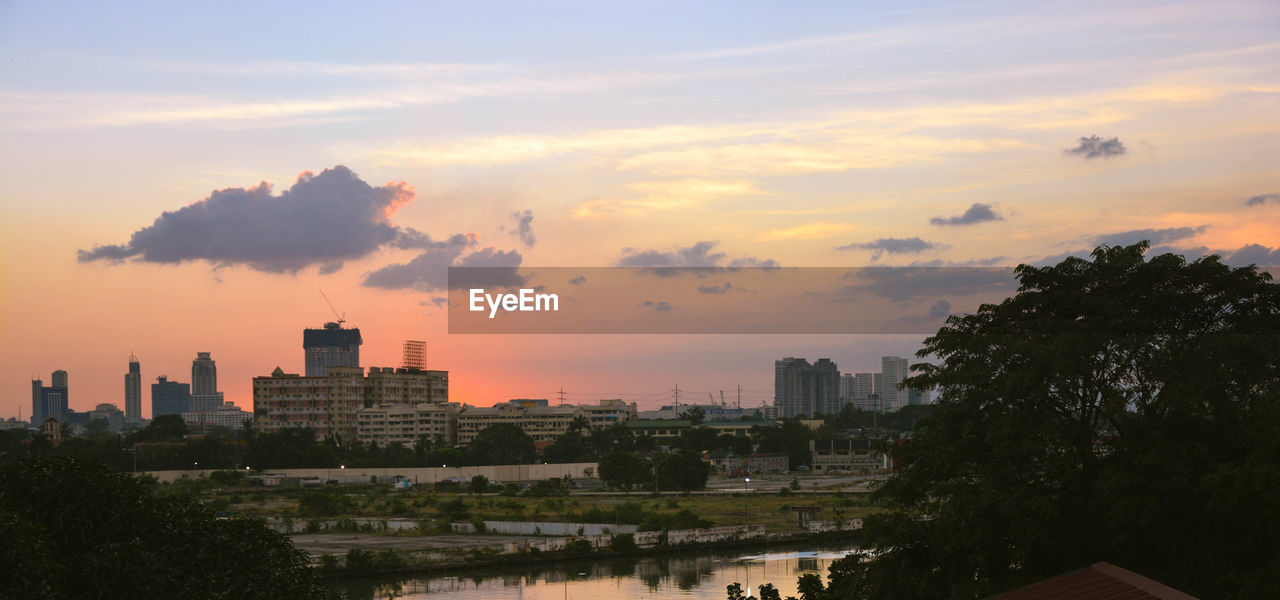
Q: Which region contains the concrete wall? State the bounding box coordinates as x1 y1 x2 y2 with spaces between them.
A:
450 521 639 536
144 462 597 484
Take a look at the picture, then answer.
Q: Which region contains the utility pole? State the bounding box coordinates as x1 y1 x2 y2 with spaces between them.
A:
672 384 681 406
558 387 566 405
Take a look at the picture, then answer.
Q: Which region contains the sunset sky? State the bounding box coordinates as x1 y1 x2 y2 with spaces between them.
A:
2 1 1277 418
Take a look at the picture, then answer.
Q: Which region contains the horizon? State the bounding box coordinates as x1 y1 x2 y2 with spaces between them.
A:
3 0 1278 420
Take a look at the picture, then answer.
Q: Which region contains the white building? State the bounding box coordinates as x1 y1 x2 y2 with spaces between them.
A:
356 402 458 448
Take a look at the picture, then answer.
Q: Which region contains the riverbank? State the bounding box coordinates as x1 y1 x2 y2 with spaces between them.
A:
312 524 863 579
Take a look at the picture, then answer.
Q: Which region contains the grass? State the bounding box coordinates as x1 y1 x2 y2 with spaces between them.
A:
215 487 880 533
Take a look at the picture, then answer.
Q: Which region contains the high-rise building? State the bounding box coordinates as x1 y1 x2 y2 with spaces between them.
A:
880 356 909 411
125 354 142 422
31 371 70 425
189 351 224 411
191 352 217 395
303 322 362 376
152 376 191 418
775 357 841 418
848 372 877 410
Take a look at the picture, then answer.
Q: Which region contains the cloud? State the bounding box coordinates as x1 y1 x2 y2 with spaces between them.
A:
929 203 1004 226
929 300 952 318
509 210 536 248
757 222 853 241
836 237 940 261
845 267 1018 302
1092 226 1207 247
572 179 765 218
1245 193 1280 207
363 244 524 292
568 276 587 285
638 300 673 312
697 282 733 294
78 166 413 273
616 241 779 275
1065 135 1126 159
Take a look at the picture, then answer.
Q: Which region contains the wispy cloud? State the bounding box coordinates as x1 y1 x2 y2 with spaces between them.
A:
757 222 853 241
572 179 765 218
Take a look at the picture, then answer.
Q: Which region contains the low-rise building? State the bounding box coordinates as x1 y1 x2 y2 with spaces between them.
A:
582 399 638 427
456 403 584 444
810 439 887 473
623 419 693 439
183 401 253 431
357 403 458 448
705 451 790 475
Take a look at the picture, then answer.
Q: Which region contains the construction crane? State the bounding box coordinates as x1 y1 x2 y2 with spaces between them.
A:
319 290 346 325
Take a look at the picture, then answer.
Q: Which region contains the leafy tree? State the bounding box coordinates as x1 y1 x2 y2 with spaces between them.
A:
824 243 1280 599
678 406 706 426
466 423 536 465
752 420 815 468
655 448 711 491
598 451 652 490
425 446 463 467
469 474 490 494
0 457 338 599
543 420 595 463
126 414 189 444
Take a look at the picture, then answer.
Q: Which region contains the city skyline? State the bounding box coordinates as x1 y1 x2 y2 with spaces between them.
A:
3 1 1278 417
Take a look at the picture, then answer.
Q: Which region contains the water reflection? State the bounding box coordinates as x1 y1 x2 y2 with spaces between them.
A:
333 545 859 600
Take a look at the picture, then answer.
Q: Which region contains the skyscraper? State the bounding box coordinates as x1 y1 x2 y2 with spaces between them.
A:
31 370 70 424
191 352 217 395
775 357 841 418
881 356 909 411
303 322 362 377
189 352 225 412
152 376 191 418
125 354 142 422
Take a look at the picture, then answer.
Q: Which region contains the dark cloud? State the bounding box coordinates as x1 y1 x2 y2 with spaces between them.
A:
1092 226 1206 247
697 282 732 294
568 276 587 285
929 203 1004 226
1065 135 1126 159
1245 193 1280 207
638 300 673 312
1220 244 1280 267
617 241 778 276
908 256 1009 267
363 244 524 292
846 267 1017 302
929 300 952 318
78 166 413 273
510 209 536 248
836 237 939 261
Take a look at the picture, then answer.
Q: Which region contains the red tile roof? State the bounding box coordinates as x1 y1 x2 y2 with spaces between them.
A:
988 563 1198 600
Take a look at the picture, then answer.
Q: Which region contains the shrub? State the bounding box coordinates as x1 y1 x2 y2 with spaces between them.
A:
563 538 593 557
610 533 638 553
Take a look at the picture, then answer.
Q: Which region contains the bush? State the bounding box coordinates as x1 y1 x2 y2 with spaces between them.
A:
373 549 405 571
610 533 638 553
319 554 341 576
344 549 375 573
500 483 521 496
297 491 354 517
471 516 487 533
563 538 594 557
470 474 490 494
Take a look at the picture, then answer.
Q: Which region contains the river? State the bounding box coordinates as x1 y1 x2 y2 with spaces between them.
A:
332 544 860 600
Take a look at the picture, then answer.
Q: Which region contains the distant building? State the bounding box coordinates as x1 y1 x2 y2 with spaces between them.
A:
183 401 253 431
582 399 639 427
357 403 458 448
881 356 909 411
151 376 191 417
303 322 362 376
638 402 744 421
848 372 877 410
253 365 448 442
623 419 693 440
90 403 126 431
811 439 888 473
191 352 218 395
42 417 62 444
125 354 142 422
775 357 841 418
31 371 70 425
455 403 584 444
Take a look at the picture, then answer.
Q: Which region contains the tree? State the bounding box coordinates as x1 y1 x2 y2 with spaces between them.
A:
752 420 815 468
469 474 490 494
824 243 1280 599
543 420 595 463
0 457 339 599
679 407 705 426
466 423 536 465
126 414 189 444
598 451 651 490
655 448 711 491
